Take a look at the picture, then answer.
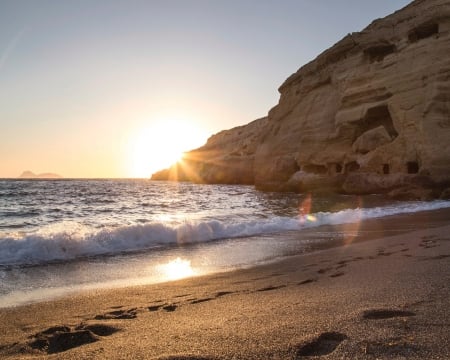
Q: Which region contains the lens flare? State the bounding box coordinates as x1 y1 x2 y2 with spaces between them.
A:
299 194 316 223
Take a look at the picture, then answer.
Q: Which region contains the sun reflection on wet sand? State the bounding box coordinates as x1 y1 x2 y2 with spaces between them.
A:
158 257 196 281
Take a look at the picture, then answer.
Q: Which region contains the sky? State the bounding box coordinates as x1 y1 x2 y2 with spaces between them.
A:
0 0 411 178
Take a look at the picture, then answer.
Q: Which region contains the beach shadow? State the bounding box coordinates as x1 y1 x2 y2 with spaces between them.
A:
295 332 347 357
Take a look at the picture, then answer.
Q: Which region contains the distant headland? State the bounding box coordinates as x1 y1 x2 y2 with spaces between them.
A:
18 171 63 179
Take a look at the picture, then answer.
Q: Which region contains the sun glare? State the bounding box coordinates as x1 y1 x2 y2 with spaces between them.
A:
126 118 207 178
158 257 196 281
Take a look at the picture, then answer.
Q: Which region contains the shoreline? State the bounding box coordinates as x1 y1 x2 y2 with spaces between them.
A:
1 208 450 358
2 206 450 309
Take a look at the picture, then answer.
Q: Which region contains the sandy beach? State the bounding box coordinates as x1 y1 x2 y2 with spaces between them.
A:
1 208 449 359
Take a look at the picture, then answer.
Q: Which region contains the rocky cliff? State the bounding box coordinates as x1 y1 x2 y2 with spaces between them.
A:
152 0 450 199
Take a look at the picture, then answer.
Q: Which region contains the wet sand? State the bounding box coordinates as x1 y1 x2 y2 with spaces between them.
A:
1 208 449 359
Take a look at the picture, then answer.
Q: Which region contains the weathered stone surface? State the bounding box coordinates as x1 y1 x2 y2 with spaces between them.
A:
286 171 344 193
388 186 436 201
152 0 450 197
254 0 450 195
352 126 392 154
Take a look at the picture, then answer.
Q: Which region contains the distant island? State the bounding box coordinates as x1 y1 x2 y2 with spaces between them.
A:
19 171 63 179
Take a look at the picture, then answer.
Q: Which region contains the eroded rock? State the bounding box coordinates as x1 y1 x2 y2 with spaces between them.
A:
152 0 450 197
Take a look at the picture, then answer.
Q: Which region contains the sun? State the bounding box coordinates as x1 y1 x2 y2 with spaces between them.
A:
126 118 207 178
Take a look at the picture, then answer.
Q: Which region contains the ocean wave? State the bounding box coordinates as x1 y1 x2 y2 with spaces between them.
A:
0 200 449 266
0 209 42 218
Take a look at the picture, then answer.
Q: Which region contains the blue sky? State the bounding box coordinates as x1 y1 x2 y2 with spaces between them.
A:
0 0 411 177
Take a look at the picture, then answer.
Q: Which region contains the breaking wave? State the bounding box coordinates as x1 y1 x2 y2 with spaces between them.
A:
1 200 449 266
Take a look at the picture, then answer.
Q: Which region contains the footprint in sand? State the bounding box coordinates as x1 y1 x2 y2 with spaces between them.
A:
329 272 345 278
419 239 439 249
162 304 177 312
148 305 162 312
317 267 332 274
256 285 286 292
148 304 178 312
75 324 120 336
295 331 347 358
28 323 119 354
191 298 214 304
95 308 137 320
362 309 415 320
297 279 317 285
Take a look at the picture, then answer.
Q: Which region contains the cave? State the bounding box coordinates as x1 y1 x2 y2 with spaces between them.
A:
328 163 343 175
345 161 360 173
407 161 419 174
303 164 327 174
408 22 439 42
364 43 396 62
383 164 390 174
359 104 398 139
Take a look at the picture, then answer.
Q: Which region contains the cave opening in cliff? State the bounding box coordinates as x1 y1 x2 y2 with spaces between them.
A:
335 163 343 174
383 164 390 175
408 22 439 43
303 164 327 174
361 104 398 139
345 161 360 173
364 43 396 62
407 161 419 174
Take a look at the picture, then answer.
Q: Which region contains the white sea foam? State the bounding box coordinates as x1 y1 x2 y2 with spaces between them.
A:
0 200 449 266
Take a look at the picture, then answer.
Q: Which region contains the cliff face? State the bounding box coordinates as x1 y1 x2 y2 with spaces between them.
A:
254 0 450 197
152 0 450 198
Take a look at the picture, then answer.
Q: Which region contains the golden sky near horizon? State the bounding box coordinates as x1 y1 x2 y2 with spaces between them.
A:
0 0 411 178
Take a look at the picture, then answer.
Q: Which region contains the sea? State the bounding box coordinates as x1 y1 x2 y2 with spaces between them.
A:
1 179 450 308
